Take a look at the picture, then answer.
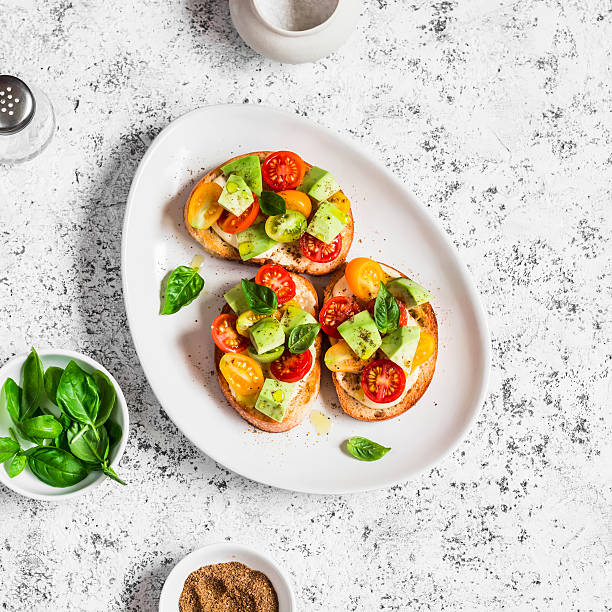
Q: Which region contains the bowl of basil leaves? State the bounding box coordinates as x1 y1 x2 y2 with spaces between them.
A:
0 348 129 501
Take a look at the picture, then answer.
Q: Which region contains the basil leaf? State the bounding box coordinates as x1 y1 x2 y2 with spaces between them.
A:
44 366 64 406
346 436 391 462
1 377 21 424
6 454 27 478
373 282 400 334
20 415 64 440
56 360 100 429
288 323 321 354
92 371 116 427
259 191 286 216
68 424 109 464
161 265 205 315
0 437 20 462
106 420 123 451
27 447 89 488
241 279 278 315
20 348 44 422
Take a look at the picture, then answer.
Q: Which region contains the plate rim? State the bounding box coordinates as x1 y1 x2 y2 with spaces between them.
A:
121 103 491 494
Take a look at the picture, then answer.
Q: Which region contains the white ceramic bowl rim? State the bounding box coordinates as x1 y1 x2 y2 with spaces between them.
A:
252 0 340 37
0 348 129 502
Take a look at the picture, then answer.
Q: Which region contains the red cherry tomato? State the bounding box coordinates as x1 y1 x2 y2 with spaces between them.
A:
319 296 361 338
255 264 296 305
299 233 342 263
217 194 259 234
262 151 306 191
270 348 313 383
211 313 249 353
361 359 406 404
366 298 408 327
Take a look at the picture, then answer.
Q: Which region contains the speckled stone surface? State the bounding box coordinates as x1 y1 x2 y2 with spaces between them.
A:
1 1 611 610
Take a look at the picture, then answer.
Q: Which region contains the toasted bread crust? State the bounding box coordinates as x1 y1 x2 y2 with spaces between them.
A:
323 263 438 421
184 151 354 275
214 272 321 433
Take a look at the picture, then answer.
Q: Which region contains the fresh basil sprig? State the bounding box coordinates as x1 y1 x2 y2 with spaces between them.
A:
161 261 205 315
56 361 100 432
288 323 321 354
241 279 278 315
373 282 400 334
259 191 286 216
346 436 391 461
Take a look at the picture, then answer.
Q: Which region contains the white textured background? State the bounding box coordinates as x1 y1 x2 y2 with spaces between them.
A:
1 1 611 610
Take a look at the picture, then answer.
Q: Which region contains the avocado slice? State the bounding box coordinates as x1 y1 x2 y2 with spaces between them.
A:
298 167 340 202
280 305 317 336
218 174 254 216
387 277 434 307
337 311 382 360
380 326 421 372
255 378 296 422
224 283 250 315
221 155 262 196
249 317 285 354
237 223 277 261
306 201 347 244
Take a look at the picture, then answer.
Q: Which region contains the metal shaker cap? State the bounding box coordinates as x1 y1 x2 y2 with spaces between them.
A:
0 75 35 135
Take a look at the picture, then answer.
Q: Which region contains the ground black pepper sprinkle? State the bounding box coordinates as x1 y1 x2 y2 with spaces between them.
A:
179 562 279 612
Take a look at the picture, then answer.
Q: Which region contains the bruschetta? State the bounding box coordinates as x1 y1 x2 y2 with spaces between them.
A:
320 258 438 421
184 151 353 275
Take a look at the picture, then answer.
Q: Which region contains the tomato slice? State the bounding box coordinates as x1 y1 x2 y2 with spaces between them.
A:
319 296 361 338
299 233 342 263
219 353 264 396
217 194 259 234
366 298 408 327
262 151 306 191
255 264 296 304
187 182 223 229
324 340 370 373
270 348 313 383
211 313 249 353
345 257 385 301
411 332 435 370
361 359 406 404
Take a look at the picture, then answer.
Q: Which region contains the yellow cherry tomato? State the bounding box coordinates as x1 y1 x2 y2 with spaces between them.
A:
219 353 264 396
344 257 385 301
235 310 268 336
278 190 312 219
324 340 370 373
187 182 223 229
328 190 351 214
411 332 436 370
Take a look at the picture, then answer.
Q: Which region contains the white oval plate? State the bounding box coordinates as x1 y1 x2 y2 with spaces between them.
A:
0 349 129 501
159 543 295 612
122 105 490 494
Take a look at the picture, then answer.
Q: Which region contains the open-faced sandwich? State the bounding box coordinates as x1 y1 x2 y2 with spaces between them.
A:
321 258 438 421
185 150 353 275
211 263 322 432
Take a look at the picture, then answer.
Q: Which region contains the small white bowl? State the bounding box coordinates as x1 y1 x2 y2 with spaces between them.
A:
229 0 362 64
0 349 129 501
159 543 296 612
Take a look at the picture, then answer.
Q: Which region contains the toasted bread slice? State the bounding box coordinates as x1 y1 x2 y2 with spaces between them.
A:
184 151 354 275
214 272 321 433
323 263 438 421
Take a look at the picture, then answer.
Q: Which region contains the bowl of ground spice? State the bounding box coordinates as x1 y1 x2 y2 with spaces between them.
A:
159 543 295 612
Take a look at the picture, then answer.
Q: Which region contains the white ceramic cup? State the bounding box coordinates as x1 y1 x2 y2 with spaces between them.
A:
229 0 362 64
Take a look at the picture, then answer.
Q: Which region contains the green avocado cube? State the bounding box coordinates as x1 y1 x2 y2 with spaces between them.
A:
298 167 340 202
387 277 433 307
249 317 285 355
306 201 347 244
221 155 262 196
255 378 296 422
224 283 250 315
218 174 254 216
280 305 317 336
380 326 421 371
338 310 382 360
237 223 277 261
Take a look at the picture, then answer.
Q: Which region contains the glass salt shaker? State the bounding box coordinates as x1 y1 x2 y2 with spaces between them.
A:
0 75 55 164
